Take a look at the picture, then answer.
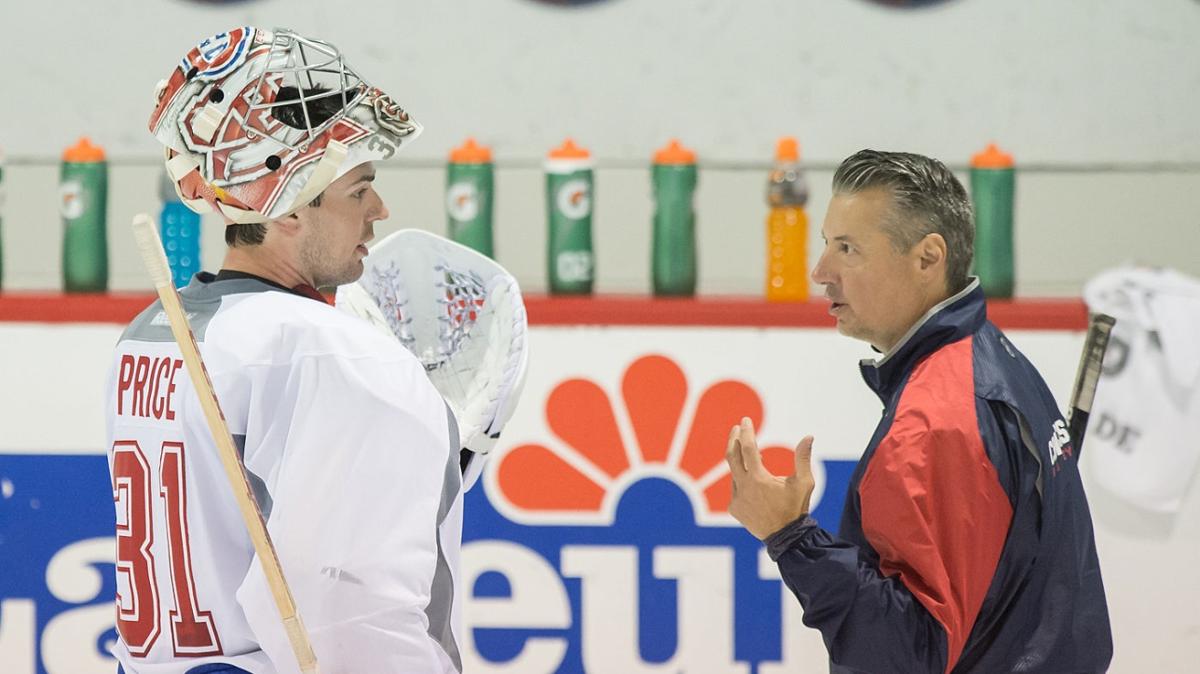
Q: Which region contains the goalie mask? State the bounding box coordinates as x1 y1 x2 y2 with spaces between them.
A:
148 27 421 224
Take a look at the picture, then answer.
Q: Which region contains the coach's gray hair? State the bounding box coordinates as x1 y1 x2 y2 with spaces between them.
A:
832 149 974 294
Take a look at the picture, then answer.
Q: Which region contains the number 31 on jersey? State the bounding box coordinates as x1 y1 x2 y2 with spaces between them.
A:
112 440 223 657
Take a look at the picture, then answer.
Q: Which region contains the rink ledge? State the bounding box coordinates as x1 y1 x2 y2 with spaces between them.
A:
0 292 1089 330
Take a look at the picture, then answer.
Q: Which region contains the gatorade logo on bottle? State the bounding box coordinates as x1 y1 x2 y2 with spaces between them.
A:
446 182 480 222
59 181 84 220
555 178 591 221
555 251 593 283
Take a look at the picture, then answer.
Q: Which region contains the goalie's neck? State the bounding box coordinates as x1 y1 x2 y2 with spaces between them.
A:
221 243 314 291
211 269 330 305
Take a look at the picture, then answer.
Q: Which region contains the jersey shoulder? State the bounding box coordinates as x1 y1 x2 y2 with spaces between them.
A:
207 291 422 372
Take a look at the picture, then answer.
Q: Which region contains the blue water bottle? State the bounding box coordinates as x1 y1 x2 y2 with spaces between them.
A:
159 169 201 288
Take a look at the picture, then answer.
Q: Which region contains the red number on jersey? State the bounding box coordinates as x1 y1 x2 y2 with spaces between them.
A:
112 440 222 657
161 442 223 656
113 441 162 655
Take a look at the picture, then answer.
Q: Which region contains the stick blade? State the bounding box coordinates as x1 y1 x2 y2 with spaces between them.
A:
131 213 173 288
1069 313 1117 417
1067 312 1117 454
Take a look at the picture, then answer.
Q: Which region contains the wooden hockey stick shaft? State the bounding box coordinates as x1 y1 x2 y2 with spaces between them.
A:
131 214 320 674
1067 313 1117 456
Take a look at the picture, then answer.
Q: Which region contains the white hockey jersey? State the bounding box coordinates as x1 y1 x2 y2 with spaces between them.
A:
1083 266 1200 513
104 274 468 673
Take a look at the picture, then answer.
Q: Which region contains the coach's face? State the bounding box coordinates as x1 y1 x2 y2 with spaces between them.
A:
811 187 945 353
297 162 389 288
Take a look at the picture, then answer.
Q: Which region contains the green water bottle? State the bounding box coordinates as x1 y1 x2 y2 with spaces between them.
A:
652 139 698 296
545 138 594 294
446 137 495 257
970 143 1015 298
60 137 109 292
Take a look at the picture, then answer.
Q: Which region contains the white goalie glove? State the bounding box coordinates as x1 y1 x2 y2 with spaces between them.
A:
336 229 529 459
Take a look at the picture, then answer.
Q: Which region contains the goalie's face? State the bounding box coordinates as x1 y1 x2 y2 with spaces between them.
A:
297 162 389 288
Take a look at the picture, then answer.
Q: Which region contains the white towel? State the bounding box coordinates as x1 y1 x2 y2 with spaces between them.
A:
1083 266 1200 513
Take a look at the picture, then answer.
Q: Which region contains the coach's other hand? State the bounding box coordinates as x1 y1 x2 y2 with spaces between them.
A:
725 417 816 541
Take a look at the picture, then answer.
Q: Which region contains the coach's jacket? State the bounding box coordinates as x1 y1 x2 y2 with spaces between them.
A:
766 279 1112 673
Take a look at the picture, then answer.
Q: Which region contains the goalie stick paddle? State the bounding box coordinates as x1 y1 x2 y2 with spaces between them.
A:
1067 312 1117 456
130 214 320 674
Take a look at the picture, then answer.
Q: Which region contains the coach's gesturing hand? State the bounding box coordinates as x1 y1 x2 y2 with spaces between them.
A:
725 417 816 541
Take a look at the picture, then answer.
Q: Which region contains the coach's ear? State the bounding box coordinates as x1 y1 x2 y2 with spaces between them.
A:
915 232 948 285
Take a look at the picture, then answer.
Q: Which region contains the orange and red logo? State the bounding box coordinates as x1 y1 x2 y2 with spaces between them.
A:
488 354 797 525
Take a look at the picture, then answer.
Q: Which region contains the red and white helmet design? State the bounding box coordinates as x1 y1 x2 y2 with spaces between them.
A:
149 27 421 224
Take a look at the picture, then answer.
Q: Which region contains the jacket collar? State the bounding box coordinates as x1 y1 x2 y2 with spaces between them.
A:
859 278 986 400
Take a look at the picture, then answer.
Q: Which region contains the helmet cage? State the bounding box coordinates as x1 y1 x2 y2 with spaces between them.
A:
242 29 369 154
149 27 420 223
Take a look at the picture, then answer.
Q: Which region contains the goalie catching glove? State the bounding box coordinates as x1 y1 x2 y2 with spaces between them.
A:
336 229 529 457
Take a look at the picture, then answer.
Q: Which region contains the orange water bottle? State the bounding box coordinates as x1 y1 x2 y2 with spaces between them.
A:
766 137 808 301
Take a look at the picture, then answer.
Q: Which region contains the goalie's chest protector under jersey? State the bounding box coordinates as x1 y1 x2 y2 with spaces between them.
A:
104 274 467 673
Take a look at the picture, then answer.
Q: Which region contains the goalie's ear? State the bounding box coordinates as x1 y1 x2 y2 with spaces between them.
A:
271 210 306 238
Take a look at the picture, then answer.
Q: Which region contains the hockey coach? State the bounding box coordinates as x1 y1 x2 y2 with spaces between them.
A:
725 150 1113 673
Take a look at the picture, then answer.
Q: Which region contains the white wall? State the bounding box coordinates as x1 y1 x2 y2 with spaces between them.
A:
2 0 1199 296
3 0 1199 163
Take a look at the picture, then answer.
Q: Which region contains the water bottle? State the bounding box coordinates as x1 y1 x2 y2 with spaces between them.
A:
60 137 108 292
652 139 697 296
545 138 594 294
766 137 809 302
446 137 495 257
970 143 1015 298
160 169 202 288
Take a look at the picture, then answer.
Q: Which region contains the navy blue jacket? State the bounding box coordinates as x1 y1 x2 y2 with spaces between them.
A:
766 281 1112 673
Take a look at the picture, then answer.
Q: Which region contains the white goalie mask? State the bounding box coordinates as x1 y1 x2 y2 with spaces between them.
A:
336 231 530 458
148 26 421 224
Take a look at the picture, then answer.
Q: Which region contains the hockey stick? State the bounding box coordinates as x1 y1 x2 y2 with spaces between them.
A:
1066 312 1117 455
131 214 320 674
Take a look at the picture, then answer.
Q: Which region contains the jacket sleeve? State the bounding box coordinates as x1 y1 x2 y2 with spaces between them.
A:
769 402 1013 674
232 350 457 673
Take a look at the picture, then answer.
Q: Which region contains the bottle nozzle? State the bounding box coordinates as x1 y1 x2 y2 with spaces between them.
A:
775 137 800 162
971 142 1014 169
63 137 106 163
653 139 696 165
450 137 492 163
548 138 591 160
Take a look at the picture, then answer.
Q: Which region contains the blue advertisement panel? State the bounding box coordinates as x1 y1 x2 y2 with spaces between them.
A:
4 322 881 672
462 464 853 672
11 316 1172 673
0 455 119 673
0 451 853 673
